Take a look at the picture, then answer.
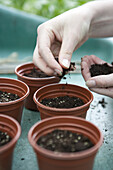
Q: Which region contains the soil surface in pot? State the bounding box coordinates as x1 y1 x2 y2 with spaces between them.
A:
0 131 12 146
41 95 84 108
37 129 94 153
90 63 113 77
23 67 51 78
23 61 75 79
0 91 20 102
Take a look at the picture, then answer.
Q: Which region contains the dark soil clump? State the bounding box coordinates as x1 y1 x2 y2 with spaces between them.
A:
0 91 20 102
98 98 107 108
0 131 12 146
23 67 50 78
41 95 84 108
37 129 94 153
55 58 76 78
90 63 113 77
61 62 76 78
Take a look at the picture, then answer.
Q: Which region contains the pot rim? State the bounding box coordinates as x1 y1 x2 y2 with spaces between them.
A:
15 62 59 81
0 114 21 153
33 83 93 112
28 116 103 160
0 77 29 106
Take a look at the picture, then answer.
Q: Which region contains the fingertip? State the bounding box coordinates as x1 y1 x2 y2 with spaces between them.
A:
54 69 63 76
86 80 96 88
62 59 70 68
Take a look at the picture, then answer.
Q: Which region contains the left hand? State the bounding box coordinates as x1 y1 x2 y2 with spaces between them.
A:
81 55 113 98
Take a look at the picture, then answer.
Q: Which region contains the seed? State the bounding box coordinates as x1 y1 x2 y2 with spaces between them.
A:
60 134 64 138
47 139 53 145
6 135 9 139
78 136 81 140
48 139 53 144
1 139 5 144
69 133 73 138
56 135 60 139
74 139 78 143
84 142 88 146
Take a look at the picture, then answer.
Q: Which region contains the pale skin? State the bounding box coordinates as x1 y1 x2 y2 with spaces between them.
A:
33 0 113 98
81 55 113 98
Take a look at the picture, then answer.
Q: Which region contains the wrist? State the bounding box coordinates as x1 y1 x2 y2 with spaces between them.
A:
87 1 113 38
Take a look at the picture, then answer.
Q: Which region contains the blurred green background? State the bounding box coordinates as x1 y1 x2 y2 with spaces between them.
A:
0 0 94 19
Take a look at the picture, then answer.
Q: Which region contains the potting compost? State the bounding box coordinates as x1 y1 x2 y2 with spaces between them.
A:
0 131 12 146
41 95 84 108
23 67 50 78
37 129 94 152
0 91 20 102
90 63 113 77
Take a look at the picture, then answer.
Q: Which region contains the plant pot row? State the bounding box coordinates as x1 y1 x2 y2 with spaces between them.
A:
0 79 93 123
0 114 103 170
0 62 103 170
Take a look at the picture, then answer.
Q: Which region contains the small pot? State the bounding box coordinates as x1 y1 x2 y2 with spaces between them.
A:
0 78 29 123
33 83 93 119
28 116 103 170
0 114 21 170
15 62 61 111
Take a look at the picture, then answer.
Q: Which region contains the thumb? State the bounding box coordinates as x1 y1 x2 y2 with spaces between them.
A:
86 74 113 88
59 36 77 69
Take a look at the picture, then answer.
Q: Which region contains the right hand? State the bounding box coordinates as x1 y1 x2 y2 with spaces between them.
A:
33 4 92 76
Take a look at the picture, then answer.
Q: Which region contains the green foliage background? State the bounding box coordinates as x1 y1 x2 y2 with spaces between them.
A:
0 0 94 19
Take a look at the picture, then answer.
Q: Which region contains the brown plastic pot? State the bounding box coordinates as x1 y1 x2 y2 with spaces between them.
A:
15 62 61 111
0 78 29 124
28 116 103 170
33 83 93 119
0 114 21 170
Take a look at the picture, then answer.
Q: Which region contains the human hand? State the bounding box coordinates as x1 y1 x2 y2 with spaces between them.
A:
81 55 113 98
33 4 92 76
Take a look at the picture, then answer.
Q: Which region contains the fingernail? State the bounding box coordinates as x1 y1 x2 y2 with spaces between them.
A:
86 80 96 87
54 69 62 76
62 59 70 68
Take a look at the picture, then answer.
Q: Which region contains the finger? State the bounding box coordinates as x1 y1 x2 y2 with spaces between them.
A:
86 74 113 88
89 87 113 98
59 33 77 69
33 45 55 75
38 27 63 75
81 59 91 81
90 55 107 65
82 55 106 66
50 41 61 57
